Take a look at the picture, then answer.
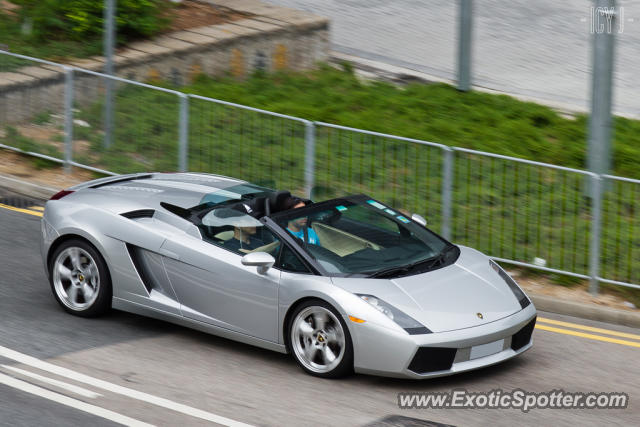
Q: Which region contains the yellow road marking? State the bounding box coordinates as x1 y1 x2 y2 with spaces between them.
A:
28 206 44 211
535 324 640 348
538 316 640 341
0 203 43 217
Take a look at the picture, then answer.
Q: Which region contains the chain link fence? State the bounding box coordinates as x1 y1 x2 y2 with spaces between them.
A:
600 175 640 287
313 123 446 229
71 68 183 175
451 148 595 278
188 95 310 194
0 53 67 167
1 49 638 292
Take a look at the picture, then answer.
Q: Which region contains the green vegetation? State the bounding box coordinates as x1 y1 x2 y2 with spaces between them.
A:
0 1 171 69
12 0 170 43
1 126 62 169
184 65 639 179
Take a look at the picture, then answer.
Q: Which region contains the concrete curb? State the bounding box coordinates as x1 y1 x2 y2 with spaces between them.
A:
530 293 640 329
0 173 57 200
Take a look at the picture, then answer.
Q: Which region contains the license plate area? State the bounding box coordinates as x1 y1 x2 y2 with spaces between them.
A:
470 339 504 360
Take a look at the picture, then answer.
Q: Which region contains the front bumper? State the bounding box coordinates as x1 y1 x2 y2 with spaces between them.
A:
349 303 537 379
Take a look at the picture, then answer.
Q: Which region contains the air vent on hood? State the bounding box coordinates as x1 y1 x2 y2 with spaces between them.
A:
121 209 155 219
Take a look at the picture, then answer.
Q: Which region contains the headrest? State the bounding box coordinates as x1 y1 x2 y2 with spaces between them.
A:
267 190 294 214
226 196 266 218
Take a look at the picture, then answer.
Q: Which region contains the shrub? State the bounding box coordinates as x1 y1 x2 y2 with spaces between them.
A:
12 0 171 44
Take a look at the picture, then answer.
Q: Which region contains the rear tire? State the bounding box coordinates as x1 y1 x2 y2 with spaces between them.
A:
49 239 112 317
288 299 353 378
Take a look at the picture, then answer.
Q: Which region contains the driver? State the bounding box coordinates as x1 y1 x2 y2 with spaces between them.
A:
223 225 264 252
202 207 265 252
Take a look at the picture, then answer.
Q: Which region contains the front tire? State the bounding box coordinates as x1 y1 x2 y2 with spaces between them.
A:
288 299 354 378
49 239 112 317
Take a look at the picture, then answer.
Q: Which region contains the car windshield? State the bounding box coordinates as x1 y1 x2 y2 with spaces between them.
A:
271 195 457 277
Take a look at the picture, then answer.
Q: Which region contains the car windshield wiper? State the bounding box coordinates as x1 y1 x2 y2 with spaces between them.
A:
366 245 456 279
367 248 448 278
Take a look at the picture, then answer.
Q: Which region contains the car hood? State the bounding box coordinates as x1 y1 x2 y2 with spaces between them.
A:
331 246 523 333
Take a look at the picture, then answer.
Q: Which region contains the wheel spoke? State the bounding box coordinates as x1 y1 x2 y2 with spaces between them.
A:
322 346 337 364
298 320 314 337
81 283 94 301
85 264 98 286
57 264 72 281
325 328 343 345
313 311 328 331
68 248 82 269
67 286 80 304
304 344 317 361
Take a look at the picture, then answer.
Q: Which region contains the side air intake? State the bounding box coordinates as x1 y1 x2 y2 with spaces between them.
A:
511 317 537 351
121 209 155 219
126 244 154 293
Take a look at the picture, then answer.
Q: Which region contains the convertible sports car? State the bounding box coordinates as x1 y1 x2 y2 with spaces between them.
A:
41 172 536 379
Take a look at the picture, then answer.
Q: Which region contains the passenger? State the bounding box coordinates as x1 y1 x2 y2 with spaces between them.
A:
281 197 320 245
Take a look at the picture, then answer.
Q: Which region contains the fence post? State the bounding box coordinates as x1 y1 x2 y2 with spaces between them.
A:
103 0 116 148
587 1 616 185
304 121 316 198
457 0 473 91
441 147 454 240
178 93 189 172
63 66 74 174
589 174 602 295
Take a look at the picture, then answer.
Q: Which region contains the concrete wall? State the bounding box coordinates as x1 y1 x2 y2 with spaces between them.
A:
0 0 329 124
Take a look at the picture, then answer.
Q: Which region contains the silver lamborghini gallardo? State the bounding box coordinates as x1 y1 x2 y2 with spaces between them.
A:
41 172 537 379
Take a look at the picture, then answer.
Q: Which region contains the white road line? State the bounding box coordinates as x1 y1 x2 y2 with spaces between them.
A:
0 346 254 427
0 372 153 427
2 365 102 399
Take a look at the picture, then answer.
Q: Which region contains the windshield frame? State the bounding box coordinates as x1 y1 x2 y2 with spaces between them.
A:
267 194 458 278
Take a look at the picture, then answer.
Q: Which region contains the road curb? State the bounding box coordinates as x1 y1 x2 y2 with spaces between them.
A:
530 293 640 329
0 173 57 201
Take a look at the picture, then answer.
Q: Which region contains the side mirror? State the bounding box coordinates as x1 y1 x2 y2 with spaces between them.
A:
241 252 275 274
411 213 427 227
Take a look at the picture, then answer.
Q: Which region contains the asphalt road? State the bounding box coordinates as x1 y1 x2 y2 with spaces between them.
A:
265 0 640 116
0 190 638 426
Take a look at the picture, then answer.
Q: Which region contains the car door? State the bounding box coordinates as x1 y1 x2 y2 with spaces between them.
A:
159 212 281 342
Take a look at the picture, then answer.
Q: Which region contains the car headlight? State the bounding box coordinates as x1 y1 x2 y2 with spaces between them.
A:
357 294 431 335
489 260 531 309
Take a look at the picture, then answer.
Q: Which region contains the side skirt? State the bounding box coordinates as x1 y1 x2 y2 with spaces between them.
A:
112 297 288 354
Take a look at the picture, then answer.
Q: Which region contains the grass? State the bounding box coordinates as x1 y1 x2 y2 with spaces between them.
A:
4 65 639 288
184 65 640 179
1 126 62 169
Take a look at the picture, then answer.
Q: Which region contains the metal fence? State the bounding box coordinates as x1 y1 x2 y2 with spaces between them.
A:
71 67 184 176
1 50 638 293
187 94 311 195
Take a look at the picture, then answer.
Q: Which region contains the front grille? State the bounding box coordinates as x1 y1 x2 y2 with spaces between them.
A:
407 347 457 374
511 317 537 351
